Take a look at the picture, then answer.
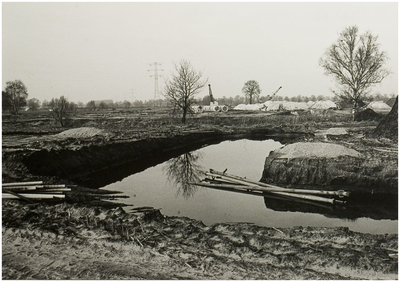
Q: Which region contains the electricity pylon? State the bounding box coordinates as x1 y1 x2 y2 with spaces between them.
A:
148 62 163 102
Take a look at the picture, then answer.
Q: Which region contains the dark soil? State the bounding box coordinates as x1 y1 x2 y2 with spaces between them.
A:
372 96 398 140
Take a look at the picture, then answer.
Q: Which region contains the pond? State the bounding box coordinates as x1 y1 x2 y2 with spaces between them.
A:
103 139 398 234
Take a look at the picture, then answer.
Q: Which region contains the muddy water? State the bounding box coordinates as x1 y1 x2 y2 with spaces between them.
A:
104 139 398 234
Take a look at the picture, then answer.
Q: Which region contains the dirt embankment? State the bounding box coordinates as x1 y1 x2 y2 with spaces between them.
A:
2 201 397 280
261 131 398 194
2 123 309 187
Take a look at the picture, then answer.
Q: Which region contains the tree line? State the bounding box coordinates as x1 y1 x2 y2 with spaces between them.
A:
2 26 395 124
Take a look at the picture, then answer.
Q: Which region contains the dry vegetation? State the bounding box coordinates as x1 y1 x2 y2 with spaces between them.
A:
2 201 398 280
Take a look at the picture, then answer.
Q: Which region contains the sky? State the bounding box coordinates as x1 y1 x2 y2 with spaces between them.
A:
2 2 398 104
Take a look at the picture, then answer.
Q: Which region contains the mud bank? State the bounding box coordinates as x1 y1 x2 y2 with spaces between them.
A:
9 130 306 188
261 141 398 194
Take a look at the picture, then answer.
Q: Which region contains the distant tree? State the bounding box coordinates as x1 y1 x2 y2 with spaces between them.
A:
27 98 40 110
69 102 78 113
122 100 131 109
242 80 261 104
133 100 144 107
41 100 49 109
77 101 84 108
49 96 73 127
98 101 108 110
2 91 12 111
164 60 207 123
86 100 96 110
4 80 28 115
319 26 390 117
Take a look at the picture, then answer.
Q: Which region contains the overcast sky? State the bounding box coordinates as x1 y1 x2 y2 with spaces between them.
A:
2 2 398 104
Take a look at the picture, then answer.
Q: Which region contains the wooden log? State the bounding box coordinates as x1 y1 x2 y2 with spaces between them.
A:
207 170 350 198
35 188 72 192
190 182 336 204
2 190 35 203
2 193 65 199
2 186 37 191
41 184 66 188
2 181 43 187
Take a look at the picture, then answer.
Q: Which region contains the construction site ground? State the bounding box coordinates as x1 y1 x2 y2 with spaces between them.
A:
2 108 398 279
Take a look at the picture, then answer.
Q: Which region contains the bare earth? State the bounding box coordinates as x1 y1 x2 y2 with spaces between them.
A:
2 201 398 280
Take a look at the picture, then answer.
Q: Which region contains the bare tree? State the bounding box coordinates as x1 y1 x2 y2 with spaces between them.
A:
49 96 73 127
86 100 96 110
319 26 390 117
242 80 261 104
27 98 40 110
4 80 28 115
164 60 207 123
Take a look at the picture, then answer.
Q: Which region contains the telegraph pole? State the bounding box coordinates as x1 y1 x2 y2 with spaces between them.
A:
148 62 163 104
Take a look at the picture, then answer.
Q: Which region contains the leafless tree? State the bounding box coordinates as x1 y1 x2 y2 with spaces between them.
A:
4 80 28 115
164 60 208 123
319 26 390 117
242 80 261 104
163 152 204 199
49 96 73 127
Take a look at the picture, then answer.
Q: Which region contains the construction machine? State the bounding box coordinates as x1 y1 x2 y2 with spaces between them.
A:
259 86 282 103
191 84 228 113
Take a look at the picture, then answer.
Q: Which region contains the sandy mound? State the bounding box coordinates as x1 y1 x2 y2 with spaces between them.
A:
272 142 361 159
55 127 105 139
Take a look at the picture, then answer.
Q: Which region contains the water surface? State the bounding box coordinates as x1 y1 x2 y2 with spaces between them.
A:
104 139 397 234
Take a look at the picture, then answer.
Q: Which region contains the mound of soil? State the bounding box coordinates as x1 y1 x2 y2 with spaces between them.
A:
355 108 382 121
372 97 398 141
270 142 361 159
55 127 105 139
261 142 397 193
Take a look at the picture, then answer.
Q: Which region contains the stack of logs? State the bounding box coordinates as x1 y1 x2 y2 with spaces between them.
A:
2 181 127 203
190 169 350 205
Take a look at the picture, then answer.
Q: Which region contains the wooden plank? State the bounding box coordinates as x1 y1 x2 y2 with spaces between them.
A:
35 188 72 192
2 193 65 199
2 186 37 191
190 182 336 204
2 190 35 203
2 181 43 187
207 170 350 197
41 184 66 188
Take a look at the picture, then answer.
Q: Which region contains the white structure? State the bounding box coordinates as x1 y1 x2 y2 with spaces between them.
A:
366 101 392 113
308 100 338 110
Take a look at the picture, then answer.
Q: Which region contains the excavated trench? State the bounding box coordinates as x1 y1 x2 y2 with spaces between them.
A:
20 131 306 188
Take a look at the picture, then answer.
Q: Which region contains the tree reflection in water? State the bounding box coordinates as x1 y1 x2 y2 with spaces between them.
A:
163 152 205 198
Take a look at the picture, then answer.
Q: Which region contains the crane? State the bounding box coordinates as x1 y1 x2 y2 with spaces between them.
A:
190 84 228 113
266 86 282 101
208 84 215 103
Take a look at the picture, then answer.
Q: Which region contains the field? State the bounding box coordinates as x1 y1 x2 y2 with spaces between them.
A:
2 106 398 279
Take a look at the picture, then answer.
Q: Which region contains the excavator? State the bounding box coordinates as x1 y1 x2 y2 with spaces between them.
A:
259 86 282 103
191 84 228 113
